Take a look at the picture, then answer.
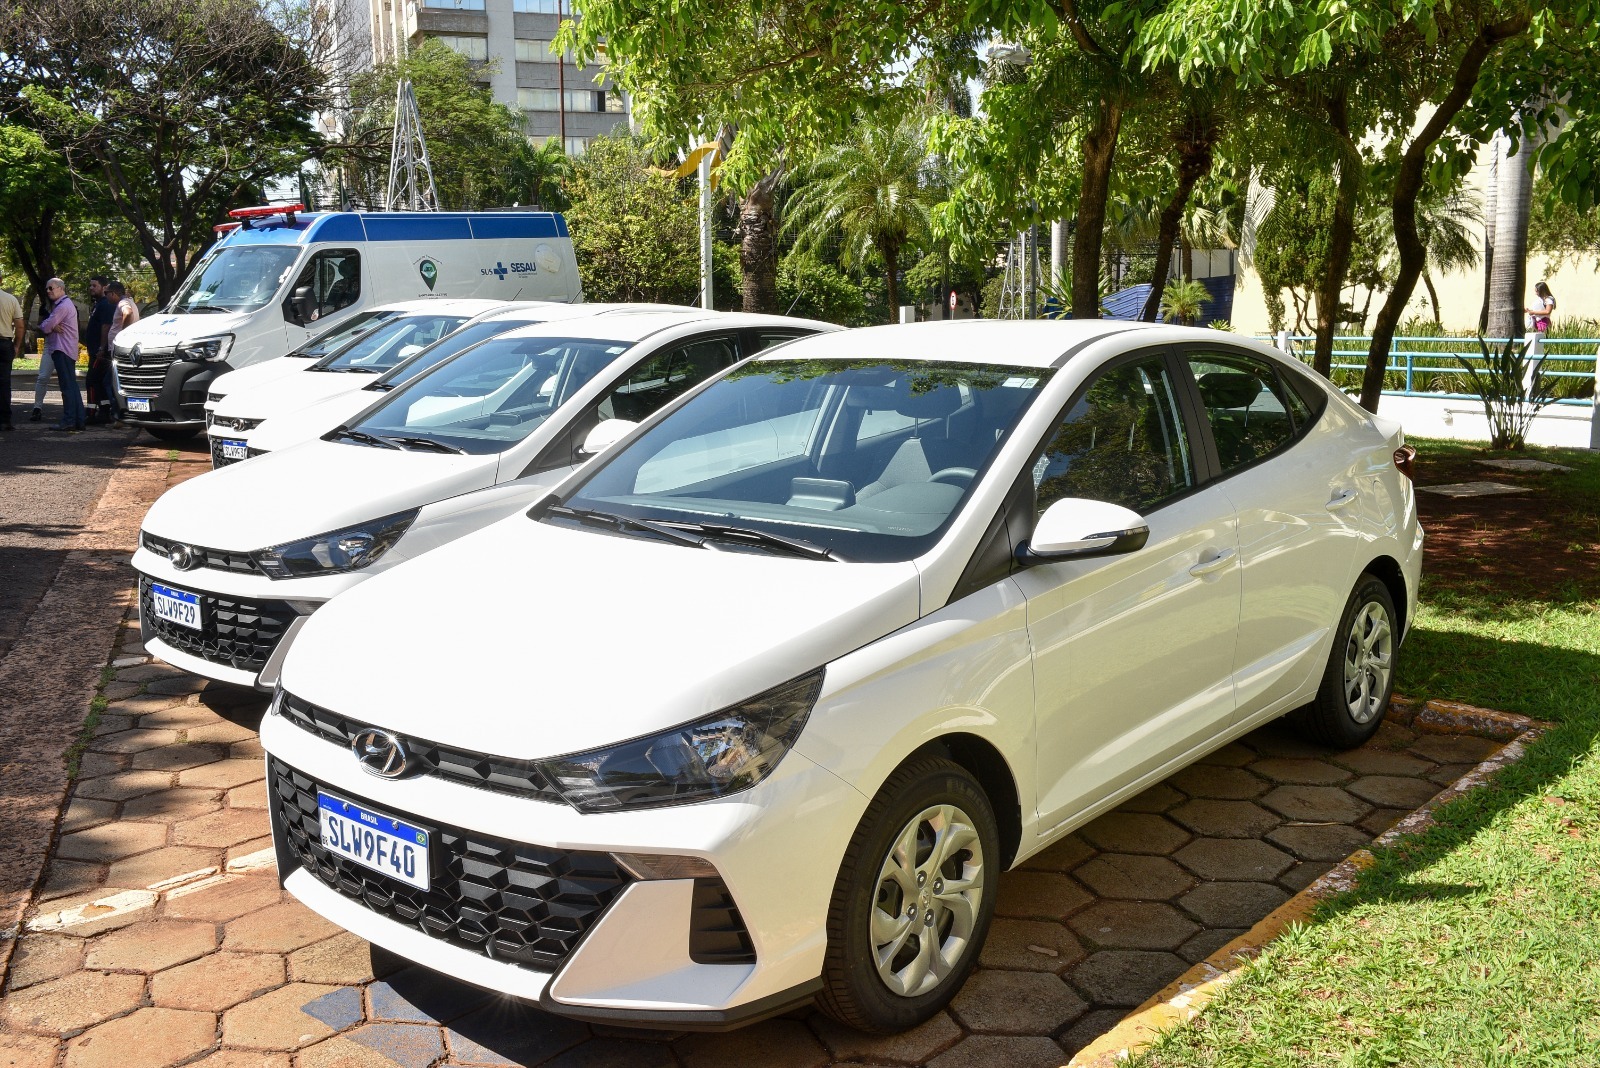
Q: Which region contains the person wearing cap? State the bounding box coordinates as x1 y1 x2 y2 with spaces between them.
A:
39 277 85 433
0 273 23 431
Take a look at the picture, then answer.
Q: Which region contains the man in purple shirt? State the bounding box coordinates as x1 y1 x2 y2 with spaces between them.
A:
40 277 85 432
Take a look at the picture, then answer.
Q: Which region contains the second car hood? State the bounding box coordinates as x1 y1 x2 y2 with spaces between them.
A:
214 368 373 421
279 517 923 758
141 440 496 550
248 391 383 453
210 357 315 401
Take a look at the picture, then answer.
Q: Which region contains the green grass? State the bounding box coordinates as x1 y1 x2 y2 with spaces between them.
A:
62 665 118 779
1139 437 1600 1068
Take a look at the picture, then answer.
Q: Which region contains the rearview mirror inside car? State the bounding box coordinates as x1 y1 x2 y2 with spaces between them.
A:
578 418 639 458
1019 497 1149 563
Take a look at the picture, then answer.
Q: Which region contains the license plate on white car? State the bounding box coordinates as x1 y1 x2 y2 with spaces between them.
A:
126 397 151 413
219 439 248 460
148 582 201 630
318 791 431 891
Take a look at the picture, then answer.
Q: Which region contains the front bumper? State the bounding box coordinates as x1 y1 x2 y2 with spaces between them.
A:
262 707 865 1025
118 357 228 429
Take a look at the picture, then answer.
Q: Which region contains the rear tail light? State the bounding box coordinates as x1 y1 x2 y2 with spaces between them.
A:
1393 445 1416 481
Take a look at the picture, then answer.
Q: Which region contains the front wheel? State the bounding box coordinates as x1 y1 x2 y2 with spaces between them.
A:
1289 574 1398 748
816 757 998 1033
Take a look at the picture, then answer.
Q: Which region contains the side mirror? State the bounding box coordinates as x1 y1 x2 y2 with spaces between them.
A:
283 286 313 326
1019 498 1149 563
578 418 638 458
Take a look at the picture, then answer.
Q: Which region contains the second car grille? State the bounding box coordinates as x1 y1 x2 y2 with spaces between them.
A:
139 578 296 671
211 415 263 432
271 757 631 970
277 692 566 805
209 438 250 468
116 354 175 393
141 533 260 575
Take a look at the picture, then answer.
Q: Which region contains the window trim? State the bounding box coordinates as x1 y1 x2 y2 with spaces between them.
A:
1175 344 1327 484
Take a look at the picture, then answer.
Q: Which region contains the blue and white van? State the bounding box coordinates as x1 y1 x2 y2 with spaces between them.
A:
113 205 582 440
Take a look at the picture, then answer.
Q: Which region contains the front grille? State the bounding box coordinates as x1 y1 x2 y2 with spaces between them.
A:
270 757 631 970
211 415 262 432
248 447 270 459
139 577 295 671
116 355 175 393
141 533 260 575
277 692 565 805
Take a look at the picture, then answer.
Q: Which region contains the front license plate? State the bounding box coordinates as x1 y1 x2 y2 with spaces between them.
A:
318 792 431 891
127 397 151 413
219 439 248 460
148 582 201 630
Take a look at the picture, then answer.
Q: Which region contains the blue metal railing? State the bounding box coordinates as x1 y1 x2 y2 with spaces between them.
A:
1255 335 1600 406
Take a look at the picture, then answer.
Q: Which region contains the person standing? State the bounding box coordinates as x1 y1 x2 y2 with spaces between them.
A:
0 275 23 431
39 277 84 433
1522 281 1557 394
82 275 116 425
105 280 138 426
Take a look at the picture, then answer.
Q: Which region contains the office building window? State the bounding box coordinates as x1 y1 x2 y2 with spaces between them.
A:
515 39 560 61
512 0 567 13
518 88 607 112
566 137 589 156
430 34 487 60
423 0 485 8
604 90 625 113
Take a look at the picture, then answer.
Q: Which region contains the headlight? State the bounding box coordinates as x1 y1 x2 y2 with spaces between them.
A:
251 509 418 579
178 334 235 362
541 669 825 812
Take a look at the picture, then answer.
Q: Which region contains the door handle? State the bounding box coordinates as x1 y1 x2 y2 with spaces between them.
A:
1326 490 1358 512
1189 548 1236 577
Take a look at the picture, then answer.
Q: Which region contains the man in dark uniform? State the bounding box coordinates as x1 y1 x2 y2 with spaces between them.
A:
82 275 117 425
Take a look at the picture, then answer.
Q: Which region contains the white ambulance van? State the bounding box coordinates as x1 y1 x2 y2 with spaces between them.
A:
113 204 582 440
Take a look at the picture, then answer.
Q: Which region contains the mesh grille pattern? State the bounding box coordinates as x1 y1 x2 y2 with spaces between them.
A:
139 577 295 671
210 437 247 468
116 355 175 393
277 692 566 805
271 757 631 969
141 533 261 575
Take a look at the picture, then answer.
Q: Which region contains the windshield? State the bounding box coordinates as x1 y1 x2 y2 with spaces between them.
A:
313 314 469 374
367 316 545 390
169 246 301 313
346 334 635 455
553 359 1054 562
291 310 403 358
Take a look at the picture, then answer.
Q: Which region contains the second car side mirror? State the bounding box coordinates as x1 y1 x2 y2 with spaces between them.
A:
1018 498 1149 564
577 418 639 458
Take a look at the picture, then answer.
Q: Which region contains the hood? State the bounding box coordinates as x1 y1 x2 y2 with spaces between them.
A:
279 517 922 758
141 439 496 550
113 311 253 354
213 367 376 421
211 357 316 401
247 390 385 453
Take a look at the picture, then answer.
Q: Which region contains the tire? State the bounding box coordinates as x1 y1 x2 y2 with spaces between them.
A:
146 426 199 442
1289 574 1399 748
816 756 999 1033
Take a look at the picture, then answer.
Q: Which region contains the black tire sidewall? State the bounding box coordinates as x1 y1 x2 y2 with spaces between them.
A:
1314 575 1399 747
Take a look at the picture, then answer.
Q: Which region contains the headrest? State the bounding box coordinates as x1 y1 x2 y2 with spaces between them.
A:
1197 371 1262 410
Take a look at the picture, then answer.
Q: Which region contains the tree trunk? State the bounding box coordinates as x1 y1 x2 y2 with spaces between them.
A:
1072 100 1123 319
1361 13 1531 412
1423 271 1442 322
1485 123 1537 339
1138 131 1216 323
737 166 783 314
1313 94 1360 378
884 243 900 323
1478 131 1498 334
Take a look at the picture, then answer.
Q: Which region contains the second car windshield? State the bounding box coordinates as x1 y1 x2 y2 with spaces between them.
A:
344 334 634 455
366 316 546 390
312 315 469 374
292 310 403 357
553 359 1053 562
169 246 301 313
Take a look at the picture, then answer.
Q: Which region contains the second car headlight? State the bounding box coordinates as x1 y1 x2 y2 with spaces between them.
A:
252 509 419 579
178 334 235 363
541 669 825 812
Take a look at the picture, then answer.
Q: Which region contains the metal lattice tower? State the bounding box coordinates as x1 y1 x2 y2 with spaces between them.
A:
996 227 1041 319
385 80 440 211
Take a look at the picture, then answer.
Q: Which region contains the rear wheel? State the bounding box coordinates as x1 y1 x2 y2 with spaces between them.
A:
817 757 998 1033
146 426 199 442
1289 574 1397 748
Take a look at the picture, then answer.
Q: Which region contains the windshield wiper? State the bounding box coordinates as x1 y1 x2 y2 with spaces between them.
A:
665 522 835 560
388 436 465 454
546 505 706 548
327 426 400 449
184 305 235 313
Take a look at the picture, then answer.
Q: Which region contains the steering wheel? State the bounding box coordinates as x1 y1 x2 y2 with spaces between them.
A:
929 467 978 487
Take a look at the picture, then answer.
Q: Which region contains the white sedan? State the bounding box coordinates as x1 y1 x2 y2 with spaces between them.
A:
261 320 1421 1033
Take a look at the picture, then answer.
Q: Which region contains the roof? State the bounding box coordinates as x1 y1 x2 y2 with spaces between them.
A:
219 211 570 247
487 308 840 345
758 319 1163 369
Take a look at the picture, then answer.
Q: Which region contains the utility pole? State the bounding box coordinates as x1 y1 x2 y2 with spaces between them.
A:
386 80 440 211
556 0 567 149
698 143 714 309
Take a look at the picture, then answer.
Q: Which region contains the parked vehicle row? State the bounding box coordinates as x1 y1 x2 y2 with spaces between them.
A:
135 303 1422 1033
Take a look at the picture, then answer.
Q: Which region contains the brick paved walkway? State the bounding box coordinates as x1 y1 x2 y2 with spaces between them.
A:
2 624 1506 1067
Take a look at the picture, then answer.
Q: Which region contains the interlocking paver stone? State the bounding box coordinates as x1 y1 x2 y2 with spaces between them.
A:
179 759 264 790
1073 854 1192 901
85 919 218 972
1279 860 1335 892
809 1010 962 1063
123 788 227 823
88 728 179 754
1177 927 1247 964
1197 742 1255 766
1169 799 1280 839
1360 808 1410 836
1174 838 1293 881
302 987 366 1030
926 1035 1068 1068
543 1038 679 1068
1077 812 1190 855
75 752 128 778
222 983 345 1050
1177 881 1289 927
61 1007 216 1068
949 969 1088 1034
978 918 1086 971
1268 823 1373 861
0 1034 58 1068
1333 748 1432 776
223 902 342 953
38 859 107 901
1429 763 1476 786
1069 950 1188 1006
1120 783 1185 812
368 965 493 1024
446 1004 592 1066
1167 765 1267 799
75 771 173 802
1348 775 1441 808
1248 758 1352 785
1068 901 1199 951
1059 1009 1132 1055
151 951 285 1011
996 871 1093 920
1261 784 1371 824
136 705 218 730
56 820 167 862
6 935 86 990
0 970 146 1034
130 743 226 772
185 721 258 746
1018 835 1095 872
107 845 219 889
676 1020 828 1068
185 1053 290 1068
292 1036 396 1068
1245 728 1336 759
145 675 208 696
174 809 268 848
287 933 398 986
60 798 119 834
164 874 282 922
227 781 269 809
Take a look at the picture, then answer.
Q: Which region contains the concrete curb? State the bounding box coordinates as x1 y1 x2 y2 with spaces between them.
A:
1064 697 1549 1068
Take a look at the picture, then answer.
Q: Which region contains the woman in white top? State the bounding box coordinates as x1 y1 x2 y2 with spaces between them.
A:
1522 281 1556 394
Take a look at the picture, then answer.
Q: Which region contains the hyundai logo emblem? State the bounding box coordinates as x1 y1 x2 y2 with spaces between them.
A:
351 728 411 779
167 543 197 570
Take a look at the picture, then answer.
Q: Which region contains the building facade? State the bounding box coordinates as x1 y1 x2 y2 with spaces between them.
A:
369 0 628 154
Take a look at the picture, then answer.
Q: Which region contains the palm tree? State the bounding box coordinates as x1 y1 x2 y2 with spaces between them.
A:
785 111 938 321
1160 277 1208 325
1415 181 1482 322
1484 122 1539 338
